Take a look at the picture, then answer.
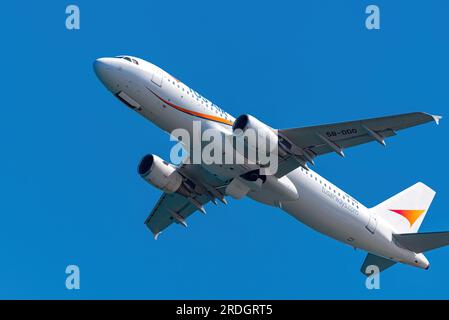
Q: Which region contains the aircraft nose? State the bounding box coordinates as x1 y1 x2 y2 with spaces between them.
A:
93 58 106 74
93 58 112 80
93 57 119 92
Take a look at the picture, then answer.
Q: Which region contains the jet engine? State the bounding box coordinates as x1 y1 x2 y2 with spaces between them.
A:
138 154 197 197
232 114 279 156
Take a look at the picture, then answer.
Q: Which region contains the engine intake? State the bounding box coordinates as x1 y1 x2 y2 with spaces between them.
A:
138 154 183 193
232 114 279 160
138 154 155 176
232 114 250 132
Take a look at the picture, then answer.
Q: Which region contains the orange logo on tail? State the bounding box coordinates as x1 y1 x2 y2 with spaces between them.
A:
389 209 426 226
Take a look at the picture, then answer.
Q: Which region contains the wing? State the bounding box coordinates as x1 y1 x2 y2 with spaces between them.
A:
145 192 211 239
277 112 441 175
145 163 229 239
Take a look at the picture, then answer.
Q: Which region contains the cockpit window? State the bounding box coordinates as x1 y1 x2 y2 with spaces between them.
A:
115 56 139 65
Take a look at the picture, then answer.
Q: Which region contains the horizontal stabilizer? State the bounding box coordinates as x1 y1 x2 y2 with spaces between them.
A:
394 231 449 253
361 253 397 275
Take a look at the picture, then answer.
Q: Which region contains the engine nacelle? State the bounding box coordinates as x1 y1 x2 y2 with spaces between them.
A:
138 154 183 193
232 114 279 157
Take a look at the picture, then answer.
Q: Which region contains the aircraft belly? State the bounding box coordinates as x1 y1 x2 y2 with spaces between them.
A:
272 169 376 249
276 170 415 263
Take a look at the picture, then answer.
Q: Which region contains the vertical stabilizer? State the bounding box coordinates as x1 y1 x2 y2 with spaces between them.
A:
372 182 436 233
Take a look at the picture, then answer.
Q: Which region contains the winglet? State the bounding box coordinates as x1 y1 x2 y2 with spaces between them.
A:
431 114 442 125
154 231 162 241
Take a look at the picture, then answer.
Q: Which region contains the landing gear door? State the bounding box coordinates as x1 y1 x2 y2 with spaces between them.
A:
366 214 377 234
151 70 163 87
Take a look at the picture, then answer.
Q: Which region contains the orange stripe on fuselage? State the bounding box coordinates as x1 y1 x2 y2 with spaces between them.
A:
147 87 233 126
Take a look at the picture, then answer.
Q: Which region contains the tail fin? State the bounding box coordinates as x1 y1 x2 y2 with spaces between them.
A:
372 182 436 233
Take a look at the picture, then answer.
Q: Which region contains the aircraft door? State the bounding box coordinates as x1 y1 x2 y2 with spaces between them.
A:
151 70 163 87
366 214 377 234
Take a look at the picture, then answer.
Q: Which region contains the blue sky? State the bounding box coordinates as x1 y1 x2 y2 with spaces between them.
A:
1 1 448 299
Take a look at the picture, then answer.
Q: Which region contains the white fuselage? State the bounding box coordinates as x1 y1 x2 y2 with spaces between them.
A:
93 56 429 270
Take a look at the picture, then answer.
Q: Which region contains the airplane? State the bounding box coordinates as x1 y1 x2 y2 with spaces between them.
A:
94 55 449 274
